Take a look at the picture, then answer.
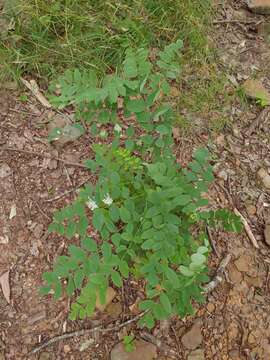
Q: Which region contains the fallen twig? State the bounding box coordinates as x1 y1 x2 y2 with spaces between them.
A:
45 176 92 202
140 331 178 359
3 147 88 169
29 310 148 356
206 226 219 257
234 208 259 248
20 78 52 108
203 254 232 293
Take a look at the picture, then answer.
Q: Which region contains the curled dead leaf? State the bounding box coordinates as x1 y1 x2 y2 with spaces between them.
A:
0 270 10 304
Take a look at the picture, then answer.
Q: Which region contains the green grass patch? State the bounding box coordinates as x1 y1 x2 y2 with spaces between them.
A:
175 63 236 132
0 0 213 81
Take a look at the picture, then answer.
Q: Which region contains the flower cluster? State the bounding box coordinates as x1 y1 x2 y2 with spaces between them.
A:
86 193 113 210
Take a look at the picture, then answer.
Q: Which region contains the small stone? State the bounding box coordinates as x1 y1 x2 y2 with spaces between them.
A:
257 168 270 189
96 287 116 312
187 348 205 360
242 79 270 104
63 344 71 353
0 164 12 178
264 224 270 245
247 0 270 15
206 303 215 313
234 255 251 273
110 340 157 360
48 115 84 147
182 320 203 350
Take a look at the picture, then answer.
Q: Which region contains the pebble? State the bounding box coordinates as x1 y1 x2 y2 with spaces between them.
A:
110 340 157 360
48 115 84 148
181 320 203 350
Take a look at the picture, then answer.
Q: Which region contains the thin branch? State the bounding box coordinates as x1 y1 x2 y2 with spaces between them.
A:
3 147 88 169
45 176 92 202
234 208 259 248
206 226 219 257
203 254 232 293
29 310 148 356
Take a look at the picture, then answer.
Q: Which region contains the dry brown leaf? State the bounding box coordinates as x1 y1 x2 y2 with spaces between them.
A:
0 270 10 304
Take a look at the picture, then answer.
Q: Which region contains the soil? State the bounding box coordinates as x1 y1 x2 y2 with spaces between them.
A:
0 1 270 359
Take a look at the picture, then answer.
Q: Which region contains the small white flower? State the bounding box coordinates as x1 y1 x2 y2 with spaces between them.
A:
86 197 98 211
114 124 122 133
102 193 113 206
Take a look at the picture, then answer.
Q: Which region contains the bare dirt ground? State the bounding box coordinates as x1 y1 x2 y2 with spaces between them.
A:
0 1 270 359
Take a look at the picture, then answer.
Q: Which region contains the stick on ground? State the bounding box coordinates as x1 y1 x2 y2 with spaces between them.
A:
29 310 148 356
45 176 92 202
203 254 232 293
234 208 259 249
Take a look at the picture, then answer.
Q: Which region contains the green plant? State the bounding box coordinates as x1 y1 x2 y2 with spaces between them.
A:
41 41 242 329
41 144 241 327
48 40 182 157
123 335 136 353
